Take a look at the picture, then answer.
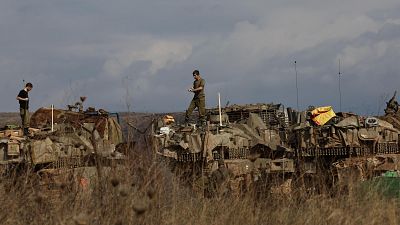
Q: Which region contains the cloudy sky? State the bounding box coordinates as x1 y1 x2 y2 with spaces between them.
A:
2 0 400 115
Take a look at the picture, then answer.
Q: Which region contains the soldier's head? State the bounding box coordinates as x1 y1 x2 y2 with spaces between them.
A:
25 83 33 92
192 70 200 80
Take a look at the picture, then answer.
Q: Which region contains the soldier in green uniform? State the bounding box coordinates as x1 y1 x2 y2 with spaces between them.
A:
16 82 33 136
185 70 206 125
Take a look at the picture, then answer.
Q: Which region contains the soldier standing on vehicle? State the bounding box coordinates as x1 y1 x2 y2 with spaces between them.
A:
185 70 206 126
16 82 33 136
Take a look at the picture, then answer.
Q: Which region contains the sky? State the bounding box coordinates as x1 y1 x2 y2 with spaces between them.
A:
2 0 400 115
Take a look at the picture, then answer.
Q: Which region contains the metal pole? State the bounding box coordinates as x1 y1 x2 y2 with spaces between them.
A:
51 104 54 132
338 59 342 112
218 93 223 126
295 61 299 111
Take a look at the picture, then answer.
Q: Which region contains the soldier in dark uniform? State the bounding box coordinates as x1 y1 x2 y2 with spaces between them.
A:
16 82 33 136
185 70 206 125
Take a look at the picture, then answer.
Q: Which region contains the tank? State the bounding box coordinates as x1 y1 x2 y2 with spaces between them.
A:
152 103 296 196
0 98 125 191
153 98 400 195
292 104 400 191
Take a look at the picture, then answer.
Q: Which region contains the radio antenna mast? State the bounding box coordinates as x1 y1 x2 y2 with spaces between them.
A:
295 61 299 111
338 59 342 112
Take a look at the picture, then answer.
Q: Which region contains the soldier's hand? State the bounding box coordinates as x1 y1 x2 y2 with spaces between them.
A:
188 88 193 92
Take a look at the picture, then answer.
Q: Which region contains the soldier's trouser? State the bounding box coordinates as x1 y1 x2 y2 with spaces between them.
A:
20 108 30 128
185 97 206 123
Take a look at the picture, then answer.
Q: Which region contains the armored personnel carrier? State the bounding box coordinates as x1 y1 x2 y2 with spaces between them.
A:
0 98 124 190
152 103 296 196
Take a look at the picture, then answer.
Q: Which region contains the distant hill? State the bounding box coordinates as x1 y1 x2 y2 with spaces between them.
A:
0 112 20 127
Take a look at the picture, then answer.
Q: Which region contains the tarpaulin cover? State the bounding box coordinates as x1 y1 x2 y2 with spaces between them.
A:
311 106 336 126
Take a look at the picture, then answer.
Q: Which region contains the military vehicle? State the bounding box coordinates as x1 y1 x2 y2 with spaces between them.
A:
0 97 124 190
292 103 400 192
152 103 296 196
152 94 400 195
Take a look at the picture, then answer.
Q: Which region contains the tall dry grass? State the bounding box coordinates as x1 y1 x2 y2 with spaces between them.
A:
0 129 399 225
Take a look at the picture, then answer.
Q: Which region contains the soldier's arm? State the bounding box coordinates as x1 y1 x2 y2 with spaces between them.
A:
191 80 205 92
16 91 28 101
16 96 28 101
191 86 203 92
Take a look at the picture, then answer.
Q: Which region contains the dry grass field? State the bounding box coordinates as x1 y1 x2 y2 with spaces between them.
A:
0 112 399 225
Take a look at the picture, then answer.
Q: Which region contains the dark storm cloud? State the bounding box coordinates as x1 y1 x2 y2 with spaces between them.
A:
1 0 400 115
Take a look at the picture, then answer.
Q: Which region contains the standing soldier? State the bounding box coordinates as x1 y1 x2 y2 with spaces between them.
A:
16 82 33 136
185 70 206 126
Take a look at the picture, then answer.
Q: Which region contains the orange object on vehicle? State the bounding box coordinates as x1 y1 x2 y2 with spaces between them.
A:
163 115 175 125
311 106 336 126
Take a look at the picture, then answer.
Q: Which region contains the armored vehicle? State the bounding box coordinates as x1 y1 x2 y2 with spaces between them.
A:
292 104 400 191
153 97 400 195
152 103 296 196
0 98 124 190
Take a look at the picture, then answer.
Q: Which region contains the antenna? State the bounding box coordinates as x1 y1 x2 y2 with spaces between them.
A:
338 59 342 112
295 61 299 111
218 93 223 126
